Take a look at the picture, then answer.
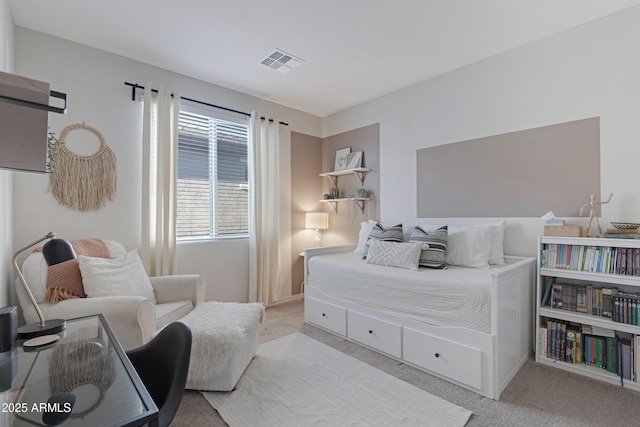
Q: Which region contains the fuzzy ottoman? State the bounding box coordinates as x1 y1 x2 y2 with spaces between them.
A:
179 301 264 391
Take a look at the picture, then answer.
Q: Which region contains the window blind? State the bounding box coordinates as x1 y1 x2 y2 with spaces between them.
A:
177 103 249 239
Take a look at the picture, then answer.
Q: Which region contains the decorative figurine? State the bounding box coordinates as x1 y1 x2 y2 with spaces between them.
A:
579 193 613 237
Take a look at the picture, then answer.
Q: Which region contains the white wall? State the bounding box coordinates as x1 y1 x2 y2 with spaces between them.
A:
0 0 14 307
13 28 321 303
323 6 640 257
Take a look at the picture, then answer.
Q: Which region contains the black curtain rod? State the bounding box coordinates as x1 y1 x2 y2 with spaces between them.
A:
124 82 288 126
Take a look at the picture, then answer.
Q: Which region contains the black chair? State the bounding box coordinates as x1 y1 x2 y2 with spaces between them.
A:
126 322 192 427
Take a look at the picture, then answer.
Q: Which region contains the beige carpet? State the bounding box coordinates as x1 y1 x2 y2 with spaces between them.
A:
203 333 471 427
172 300 640 427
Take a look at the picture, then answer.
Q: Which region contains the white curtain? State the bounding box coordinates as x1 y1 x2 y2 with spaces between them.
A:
141 86 179 276
249 113 282 305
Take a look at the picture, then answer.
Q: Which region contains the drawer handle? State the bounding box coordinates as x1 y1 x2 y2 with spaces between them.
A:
434 353 440 358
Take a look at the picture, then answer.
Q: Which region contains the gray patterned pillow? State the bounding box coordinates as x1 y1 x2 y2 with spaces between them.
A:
365 240 422 270
409 225 448 269
363 223 403 258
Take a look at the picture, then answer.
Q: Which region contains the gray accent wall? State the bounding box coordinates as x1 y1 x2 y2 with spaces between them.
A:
322 124 380 247
290 124 380 296
290 131 323 295
416 117 600 217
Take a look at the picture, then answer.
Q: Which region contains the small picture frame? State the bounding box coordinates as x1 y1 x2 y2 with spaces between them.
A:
346 151 362 170
334 147 351 171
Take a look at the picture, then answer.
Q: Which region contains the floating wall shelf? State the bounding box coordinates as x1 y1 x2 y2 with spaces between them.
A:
319 168 371 187
319 198 371 214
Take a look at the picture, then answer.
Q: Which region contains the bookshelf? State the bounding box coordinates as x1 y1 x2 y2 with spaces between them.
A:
536 235 640 391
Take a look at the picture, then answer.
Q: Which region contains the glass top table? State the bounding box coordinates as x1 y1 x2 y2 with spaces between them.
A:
0 314 158 427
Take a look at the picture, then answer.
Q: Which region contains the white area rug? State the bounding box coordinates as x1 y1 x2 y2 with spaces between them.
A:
203 333 472 426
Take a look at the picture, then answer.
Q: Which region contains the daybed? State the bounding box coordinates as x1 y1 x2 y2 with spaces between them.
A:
303 223 535 400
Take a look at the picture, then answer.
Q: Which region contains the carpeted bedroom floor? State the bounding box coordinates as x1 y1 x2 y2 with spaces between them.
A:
171 300 640 427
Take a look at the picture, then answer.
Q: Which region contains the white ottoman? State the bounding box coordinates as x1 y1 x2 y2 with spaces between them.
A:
179 301 264 391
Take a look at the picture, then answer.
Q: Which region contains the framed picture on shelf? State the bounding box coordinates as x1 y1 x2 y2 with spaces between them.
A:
334 147 351 171
346 151 362 169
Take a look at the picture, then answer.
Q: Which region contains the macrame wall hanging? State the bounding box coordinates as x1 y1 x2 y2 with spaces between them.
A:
49 123 117 211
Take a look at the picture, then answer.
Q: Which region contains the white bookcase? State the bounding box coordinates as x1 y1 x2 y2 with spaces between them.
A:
536 235 640 391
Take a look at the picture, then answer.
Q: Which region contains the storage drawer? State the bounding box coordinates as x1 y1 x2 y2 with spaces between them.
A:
347 310 402 358
403 327 482 389
306 297 346 336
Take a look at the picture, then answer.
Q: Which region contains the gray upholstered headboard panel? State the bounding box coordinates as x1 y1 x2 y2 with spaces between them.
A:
416 117 600 217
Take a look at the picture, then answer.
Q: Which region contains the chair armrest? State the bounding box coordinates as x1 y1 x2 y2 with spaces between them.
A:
26 297 156 351
150 274 205 307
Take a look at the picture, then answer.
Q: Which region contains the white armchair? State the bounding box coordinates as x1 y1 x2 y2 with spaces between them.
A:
14 240 205 350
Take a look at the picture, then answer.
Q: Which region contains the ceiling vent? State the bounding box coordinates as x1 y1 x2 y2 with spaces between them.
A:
259 49 304 74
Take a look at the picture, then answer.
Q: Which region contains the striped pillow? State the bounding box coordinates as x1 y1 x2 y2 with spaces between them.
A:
363 223 403 258
409 225 448 269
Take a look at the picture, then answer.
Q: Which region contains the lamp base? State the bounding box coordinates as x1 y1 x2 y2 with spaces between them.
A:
17 319 66 340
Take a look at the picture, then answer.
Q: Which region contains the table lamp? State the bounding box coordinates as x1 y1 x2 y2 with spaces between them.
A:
305 212 329 247
12 232 76 340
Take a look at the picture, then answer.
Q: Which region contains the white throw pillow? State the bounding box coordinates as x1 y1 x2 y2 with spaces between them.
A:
486 221 506 265
354 220 378 255
79 250 156 302
365 240 422 271
20 239 127 304
419 222 505 266
445 225 497 268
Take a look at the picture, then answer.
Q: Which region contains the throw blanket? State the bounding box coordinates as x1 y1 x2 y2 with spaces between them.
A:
41 238 110 303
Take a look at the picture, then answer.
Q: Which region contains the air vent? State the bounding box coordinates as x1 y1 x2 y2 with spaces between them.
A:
259 49 304 74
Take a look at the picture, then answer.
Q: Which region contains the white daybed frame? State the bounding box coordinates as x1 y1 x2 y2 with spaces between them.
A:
303 245 535 400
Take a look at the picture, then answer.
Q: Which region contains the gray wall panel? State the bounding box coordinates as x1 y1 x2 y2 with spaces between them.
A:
417 117 600 217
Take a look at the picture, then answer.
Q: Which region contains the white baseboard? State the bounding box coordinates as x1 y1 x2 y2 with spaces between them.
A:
268 293 303 307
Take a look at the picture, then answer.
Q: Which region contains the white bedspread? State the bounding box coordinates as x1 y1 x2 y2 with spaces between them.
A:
307 251 496 333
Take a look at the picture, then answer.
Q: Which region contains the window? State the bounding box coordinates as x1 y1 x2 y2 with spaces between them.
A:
176 101 250 239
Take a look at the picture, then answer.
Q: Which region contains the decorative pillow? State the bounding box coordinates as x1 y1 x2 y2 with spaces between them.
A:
354 220 377 255
486 221 506 265
445 224 497 268
42 238 111 303
409 225 447 269
365 240 422 270
78 250 156 302
362 223 403 258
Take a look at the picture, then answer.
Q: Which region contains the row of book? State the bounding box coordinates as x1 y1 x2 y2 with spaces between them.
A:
542 278 640 325
540 243 640 276
540 319 639 382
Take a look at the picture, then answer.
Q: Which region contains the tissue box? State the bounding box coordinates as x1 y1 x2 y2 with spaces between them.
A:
544 219 565 226
544 225 582 237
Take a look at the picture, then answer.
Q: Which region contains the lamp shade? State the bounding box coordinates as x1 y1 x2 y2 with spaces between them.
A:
42 238 76 266
305 212 329 230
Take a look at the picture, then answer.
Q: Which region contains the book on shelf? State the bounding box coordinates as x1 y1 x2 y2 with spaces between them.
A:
541 243 640 276
545 281 623 320
621 339 632 380
538 326 547 358
541 276 555 307
551 283 563 309
543 318 640 382
545 319 583 364
606 336 619 374
605 228 640 235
